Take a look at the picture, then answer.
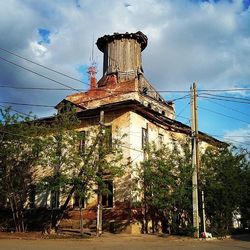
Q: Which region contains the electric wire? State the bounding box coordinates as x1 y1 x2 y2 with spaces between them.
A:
201 93 250 101
199 97 250 118
199 95 250 104
198 106 250 124
0 55 82 93
0 101 54 108
0 47 90 86
211 135 250 147
0 104 36 118
1 83 250 94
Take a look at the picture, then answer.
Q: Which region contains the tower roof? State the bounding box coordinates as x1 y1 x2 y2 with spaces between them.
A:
96 31 148 53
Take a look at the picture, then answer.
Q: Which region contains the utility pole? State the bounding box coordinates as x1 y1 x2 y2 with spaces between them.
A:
190 82 199 238
96 110 104 237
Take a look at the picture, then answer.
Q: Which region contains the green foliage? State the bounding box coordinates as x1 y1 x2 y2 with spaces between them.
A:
138 138 250 236
0 107 44 232
0 107 125 232
239 153 250 229
137 139 193 235
200 146 249 235
36 110 125 229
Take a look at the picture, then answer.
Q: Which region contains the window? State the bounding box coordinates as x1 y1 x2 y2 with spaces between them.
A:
104 125 112 150
102 180 113 208
142 127 148 149
158 134 163 147
78 131 86 152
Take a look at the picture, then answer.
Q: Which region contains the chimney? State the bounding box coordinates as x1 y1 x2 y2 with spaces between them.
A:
87 64 97 90
96 31 148 76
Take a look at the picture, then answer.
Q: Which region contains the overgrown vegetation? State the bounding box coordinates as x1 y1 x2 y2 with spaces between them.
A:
0 107 125 232
0 108 44 231
136 139 193 235
0 107 249 236
136 140 250 236
200 146 250 236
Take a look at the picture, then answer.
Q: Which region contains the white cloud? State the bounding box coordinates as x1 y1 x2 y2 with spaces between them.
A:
0 0 250 117
30 42 48 57
224 125 250 148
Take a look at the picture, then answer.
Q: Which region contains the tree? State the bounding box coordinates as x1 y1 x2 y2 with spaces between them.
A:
200 146 249 235
239 150 250 229
37 110 81 231
38 110 125 233
136 139 193 235
0 107 44 232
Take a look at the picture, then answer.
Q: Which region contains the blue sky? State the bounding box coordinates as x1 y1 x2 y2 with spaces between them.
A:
38 28 51 45
0 0 249 148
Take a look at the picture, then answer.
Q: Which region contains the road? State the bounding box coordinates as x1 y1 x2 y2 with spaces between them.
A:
0 234 249 250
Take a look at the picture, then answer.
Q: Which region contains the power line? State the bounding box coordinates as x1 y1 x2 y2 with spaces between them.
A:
0 55 82 93
201 93 250 101
198 106 250 125
211 135 250 147
0 85 87 91
0 104 36 118
199 88 250 93
171 94 190 102
199 97 250 118
199 95 250 104
211 134 250 138
0 101 54 108
0 47 90 86
0 91 189 112
0 83 250 94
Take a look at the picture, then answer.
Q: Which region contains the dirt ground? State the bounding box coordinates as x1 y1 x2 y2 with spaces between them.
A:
0 232 249 250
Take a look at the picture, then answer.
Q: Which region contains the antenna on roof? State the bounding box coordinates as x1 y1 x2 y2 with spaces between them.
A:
88 33 97 89
91 33 94 63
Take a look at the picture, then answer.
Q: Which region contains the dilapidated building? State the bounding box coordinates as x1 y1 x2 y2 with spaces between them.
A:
29 31 223 234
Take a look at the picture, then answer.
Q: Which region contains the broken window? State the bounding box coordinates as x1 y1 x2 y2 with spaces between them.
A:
142 127 148 149
102 180 113 208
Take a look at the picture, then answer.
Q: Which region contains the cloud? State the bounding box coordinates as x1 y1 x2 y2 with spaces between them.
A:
224 124 250 149
0 0 249 119
30 42 48 57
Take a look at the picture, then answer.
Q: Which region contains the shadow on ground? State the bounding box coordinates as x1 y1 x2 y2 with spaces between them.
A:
231 233 250 242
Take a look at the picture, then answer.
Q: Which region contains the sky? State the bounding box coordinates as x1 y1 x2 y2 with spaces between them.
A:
0 0 249 149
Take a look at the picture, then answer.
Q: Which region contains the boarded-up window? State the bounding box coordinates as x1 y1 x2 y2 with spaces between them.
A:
102 180 113 208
